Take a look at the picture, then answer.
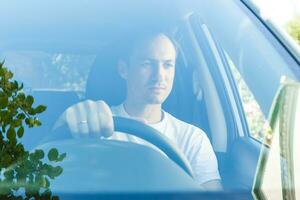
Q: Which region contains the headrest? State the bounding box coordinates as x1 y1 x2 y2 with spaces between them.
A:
85 50 126 106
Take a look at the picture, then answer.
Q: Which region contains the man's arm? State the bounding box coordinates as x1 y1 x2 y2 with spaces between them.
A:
200 180 223 191
185 128 223 190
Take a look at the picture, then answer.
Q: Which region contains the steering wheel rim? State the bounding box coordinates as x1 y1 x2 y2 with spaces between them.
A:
45 116 194 178
113 117 194 178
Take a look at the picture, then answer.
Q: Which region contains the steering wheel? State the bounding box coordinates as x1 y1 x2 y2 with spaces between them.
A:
46 116 194 178
113 117 194 177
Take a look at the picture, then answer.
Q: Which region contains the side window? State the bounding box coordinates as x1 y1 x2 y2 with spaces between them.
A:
0 51 96 93
225 52 272 144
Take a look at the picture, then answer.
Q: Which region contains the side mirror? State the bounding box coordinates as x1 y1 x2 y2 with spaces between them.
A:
253 77 300 200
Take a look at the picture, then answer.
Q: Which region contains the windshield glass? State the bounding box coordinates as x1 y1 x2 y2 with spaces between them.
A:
0 52 96 92
0 0 299 198
195 0 300 116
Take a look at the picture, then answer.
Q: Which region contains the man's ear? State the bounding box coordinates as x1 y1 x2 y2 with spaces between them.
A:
117 59 128 80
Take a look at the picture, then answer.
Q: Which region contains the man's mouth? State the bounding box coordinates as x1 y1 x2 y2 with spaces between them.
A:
148 86 166 90
148 86 166 93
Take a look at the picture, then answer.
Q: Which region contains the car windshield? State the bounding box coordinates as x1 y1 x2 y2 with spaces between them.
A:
0 0 299 198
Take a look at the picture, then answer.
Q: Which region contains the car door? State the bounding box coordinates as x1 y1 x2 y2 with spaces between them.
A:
253 80 300 200
175 0 300 191
178 13 261 190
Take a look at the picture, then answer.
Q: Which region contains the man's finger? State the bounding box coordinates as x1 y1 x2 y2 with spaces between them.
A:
76 102 89 135
97 100 114 137
65 106 80 136
86 100 101 136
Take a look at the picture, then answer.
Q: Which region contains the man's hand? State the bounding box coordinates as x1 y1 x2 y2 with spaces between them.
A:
54 100 114 138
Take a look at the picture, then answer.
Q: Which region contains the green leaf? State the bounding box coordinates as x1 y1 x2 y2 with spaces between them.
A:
44 177 50 188
42 189 52 198
4 170 14 180
36 175 48 188
33 119 42 127
0 91 5 98
34 149 45 160
0 187 12 196
17 92 25 101
12 80 19 91
12 119 22 127
17 113 26 120
26 95 34 107
35 105 47 114
17 127 24 138
28 108 36 115
15 143 24 154
25 118 30 125
4 70 13 80
2 154 12 167
38 176 50 188
53 166 63 176
2 125 6 133
48 166 63 179
57 153 67 162
0 96 8 109
48 148 59 161
25 118 35 128
7 127 16 141
19 83 24 90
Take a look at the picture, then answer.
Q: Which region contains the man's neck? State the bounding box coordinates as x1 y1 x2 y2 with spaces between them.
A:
123 100 163 124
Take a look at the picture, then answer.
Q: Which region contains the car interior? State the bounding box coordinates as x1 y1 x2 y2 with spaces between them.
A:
19 29 255 194
0 2 265 195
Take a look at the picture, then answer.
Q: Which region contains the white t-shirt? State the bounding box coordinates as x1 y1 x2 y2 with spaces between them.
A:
109 104 221 184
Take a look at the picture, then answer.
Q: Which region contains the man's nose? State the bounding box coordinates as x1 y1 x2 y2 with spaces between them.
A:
152 63 165 81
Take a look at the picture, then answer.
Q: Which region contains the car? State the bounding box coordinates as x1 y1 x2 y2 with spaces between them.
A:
0 0 299 199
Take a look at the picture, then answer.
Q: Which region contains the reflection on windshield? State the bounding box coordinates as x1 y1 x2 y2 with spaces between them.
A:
0 52 96 92
0 62 65 199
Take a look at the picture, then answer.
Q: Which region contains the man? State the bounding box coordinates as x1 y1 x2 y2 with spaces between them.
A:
57 32 222 190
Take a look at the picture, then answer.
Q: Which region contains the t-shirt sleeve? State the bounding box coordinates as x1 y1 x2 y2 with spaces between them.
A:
187 129 221 185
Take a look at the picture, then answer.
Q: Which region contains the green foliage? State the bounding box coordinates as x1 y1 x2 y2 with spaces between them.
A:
0 61 66 200
285 15 300 46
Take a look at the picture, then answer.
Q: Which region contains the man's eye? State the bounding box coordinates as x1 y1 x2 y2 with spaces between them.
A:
165 63 174 68
141 61 152 67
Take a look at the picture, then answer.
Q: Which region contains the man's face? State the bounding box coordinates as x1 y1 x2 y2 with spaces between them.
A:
121 34 176 105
